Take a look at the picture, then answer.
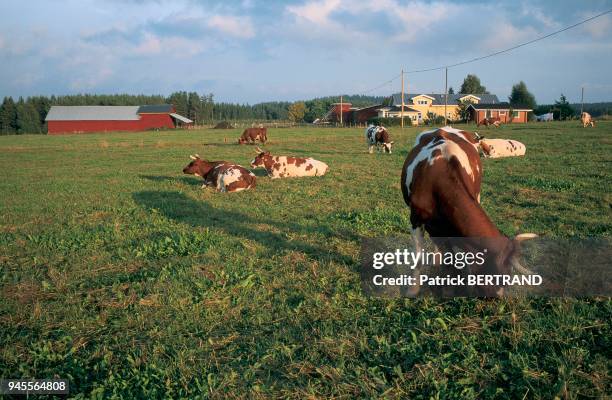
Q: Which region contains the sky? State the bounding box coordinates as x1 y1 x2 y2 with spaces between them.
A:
1 0 611 104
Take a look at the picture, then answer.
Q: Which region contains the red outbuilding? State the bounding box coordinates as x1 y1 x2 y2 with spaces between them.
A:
45 104 193 135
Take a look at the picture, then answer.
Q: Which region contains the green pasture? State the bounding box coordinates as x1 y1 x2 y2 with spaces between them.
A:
0 122 610 398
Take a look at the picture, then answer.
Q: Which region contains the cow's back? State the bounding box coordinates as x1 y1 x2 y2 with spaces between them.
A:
211 163 256 192
402 129 482 219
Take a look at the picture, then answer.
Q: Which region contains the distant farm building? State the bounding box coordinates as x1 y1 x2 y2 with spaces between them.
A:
317 93 532 125
467 103 532 124
317 103 385 125
45 105 193 134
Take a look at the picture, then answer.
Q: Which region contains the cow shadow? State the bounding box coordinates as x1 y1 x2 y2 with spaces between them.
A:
132 190 356 265
139 175 202 187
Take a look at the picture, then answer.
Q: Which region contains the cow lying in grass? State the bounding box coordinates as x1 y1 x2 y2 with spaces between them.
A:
479 138 526 158
250 148 328 178
477 117 502 127
401 126 536 296
183 154 256 192
365 125 394 154
238 128 268 144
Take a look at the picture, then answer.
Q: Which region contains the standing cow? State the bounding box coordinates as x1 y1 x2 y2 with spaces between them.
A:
581 112 595 128
479 138 526 158
365 125 394 154
238 127 268 144
183 154 256 192
250 148 328 178
401 127 536 296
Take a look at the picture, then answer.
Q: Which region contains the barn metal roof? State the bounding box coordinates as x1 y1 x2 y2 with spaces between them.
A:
138 104 174 113
45 106 140 121
170 113 193 123
391 93 500 106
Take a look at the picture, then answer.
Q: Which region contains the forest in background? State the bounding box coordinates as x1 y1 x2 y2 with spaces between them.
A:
0 90 607 135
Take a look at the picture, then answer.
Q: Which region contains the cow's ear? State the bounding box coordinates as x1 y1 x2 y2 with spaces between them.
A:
190 155 197 160
390 141 395 144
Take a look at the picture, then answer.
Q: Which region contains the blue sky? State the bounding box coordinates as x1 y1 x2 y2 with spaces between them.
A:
1 0 611 104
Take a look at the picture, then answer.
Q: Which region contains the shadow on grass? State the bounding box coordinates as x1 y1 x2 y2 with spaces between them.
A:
139 175 202 187
132 190 356 264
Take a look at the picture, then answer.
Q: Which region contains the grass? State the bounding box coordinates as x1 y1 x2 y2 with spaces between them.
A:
0 122 610 399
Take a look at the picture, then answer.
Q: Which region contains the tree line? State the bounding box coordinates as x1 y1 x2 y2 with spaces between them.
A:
1 77 606 134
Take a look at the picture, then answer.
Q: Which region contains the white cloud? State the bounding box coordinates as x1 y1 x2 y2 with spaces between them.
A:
581 13 611 38
208 15 255 39
285 0 459 45
480 21 539 51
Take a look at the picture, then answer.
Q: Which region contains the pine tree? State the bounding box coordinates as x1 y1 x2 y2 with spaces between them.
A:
0 97 18 135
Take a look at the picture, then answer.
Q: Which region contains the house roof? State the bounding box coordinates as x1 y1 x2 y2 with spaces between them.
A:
379 105 421 113
45 106 140 121
467 102 532 111
391 93 500 106
138 104 174 113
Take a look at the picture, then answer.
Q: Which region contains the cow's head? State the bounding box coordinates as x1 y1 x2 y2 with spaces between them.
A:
250 147 270 168
382 141 394 153
238 138 246 144
183 154 212 177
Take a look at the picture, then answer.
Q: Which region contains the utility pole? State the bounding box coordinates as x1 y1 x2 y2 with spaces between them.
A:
401 69 405 129
444 67 448 126
581 87 584 115
339 95 343 127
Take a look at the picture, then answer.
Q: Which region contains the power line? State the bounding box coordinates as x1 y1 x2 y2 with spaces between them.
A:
360 73 402 94
406 8 612 74
356 8 612 93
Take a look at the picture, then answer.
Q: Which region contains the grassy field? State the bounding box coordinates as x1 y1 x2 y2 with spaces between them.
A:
0 122 610 399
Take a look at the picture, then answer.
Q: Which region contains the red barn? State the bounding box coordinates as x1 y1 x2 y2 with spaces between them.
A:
45 104 193 135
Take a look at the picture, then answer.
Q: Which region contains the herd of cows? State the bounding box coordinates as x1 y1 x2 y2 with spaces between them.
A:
181 125 529 193
181 124 537 295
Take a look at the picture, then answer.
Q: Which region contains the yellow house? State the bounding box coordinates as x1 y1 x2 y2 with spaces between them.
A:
388 93 501 125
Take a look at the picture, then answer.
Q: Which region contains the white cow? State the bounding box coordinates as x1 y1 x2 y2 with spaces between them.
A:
479 139 526 158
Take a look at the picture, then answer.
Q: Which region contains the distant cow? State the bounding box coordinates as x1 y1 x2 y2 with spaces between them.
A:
477 117 502 127
238 127 268 144
250 148 328 178
365 125 394 153
479 138 526 158
581 112 594 128
401 126 536 296
183 154 256 192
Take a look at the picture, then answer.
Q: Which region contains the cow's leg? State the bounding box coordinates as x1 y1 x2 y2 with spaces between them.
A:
368 145 374 154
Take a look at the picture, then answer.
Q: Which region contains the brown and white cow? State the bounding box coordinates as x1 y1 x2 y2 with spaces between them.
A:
250 148 328 179
183 154 256 192
366 125 394 153
401 127 536 296
477 117 501 127
581 112 595 128
479 138 526 158
238 127 268 144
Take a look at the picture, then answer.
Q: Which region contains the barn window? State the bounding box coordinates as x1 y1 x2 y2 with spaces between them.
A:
512 111 519 118
486 110 492 118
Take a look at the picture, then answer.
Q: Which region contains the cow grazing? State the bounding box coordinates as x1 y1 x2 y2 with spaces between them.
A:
477 117 501 127
401 127 536 296
183 154 256 192
365 125 394 154
238 127 268 144
581 112 595 128
479 138 526 158
250 148 328 178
